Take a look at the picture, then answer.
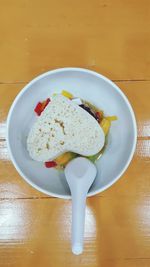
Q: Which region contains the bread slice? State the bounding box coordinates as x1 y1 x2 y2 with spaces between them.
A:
27 95 105 161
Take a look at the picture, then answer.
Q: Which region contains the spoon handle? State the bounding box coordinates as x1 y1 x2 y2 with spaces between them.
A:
71 189 87 255
65 157 97 255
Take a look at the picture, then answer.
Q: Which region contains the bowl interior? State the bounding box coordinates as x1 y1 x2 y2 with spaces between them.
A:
7 69 136 198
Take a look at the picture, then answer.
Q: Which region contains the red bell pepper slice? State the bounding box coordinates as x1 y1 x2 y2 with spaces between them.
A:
45 161 57 168
41 98 50 111
34 102 43 116
34 98 51 116
96 111 103 123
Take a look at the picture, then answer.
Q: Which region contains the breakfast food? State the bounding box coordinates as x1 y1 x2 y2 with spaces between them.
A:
27 90 117 169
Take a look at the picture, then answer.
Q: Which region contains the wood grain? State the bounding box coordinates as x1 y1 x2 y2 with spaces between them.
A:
0 0 150 82
0 198 150 267
0 0 150 266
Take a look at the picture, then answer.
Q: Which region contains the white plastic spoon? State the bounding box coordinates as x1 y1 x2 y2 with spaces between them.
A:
65 157 97 255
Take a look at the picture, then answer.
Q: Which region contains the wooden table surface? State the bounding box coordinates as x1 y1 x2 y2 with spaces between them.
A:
0 1 150 266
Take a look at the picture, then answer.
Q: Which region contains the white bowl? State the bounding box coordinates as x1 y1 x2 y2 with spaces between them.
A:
6 68 137 199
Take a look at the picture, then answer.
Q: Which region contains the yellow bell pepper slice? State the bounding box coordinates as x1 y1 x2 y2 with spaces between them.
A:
55 152 76 166
105 116 118 121
100 118 111 135
61 90 73 99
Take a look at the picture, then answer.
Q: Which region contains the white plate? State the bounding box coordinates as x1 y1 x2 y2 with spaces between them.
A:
6 68 137 199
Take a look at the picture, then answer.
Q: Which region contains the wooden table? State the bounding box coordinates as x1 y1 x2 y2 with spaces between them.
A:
0 1 150 266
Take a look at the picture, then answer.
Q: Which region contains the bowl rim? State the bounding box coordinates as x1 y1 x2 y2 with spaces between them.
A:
6 67 137 199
